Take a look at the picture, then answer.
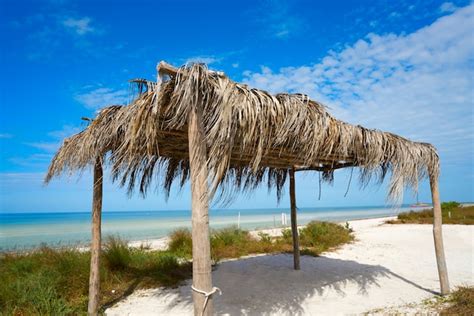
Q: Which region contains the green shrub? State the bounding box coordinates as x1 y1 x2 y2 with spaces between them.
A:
103 235 132 270
168 229 192 258
11 271 73 315
210 227 253 261
441 286 474 315
212 226 249 246
441 201 461 212
140 252 191 287
298 221 354 255
155 252 180 271
281 228 293 242
0 248 87 315
258 232 272 243
388 203 473 225
0 243 192 315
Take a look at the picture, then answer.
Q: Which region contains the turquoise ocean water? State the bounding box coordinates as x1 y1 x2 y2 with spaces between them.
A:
0 205 414 251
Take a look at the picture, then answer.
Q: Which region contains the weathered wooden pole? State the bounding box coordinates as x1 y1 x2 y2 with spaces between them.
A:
188 102 214 315
289 167 300 270
429 174 450 295
88 157 103 315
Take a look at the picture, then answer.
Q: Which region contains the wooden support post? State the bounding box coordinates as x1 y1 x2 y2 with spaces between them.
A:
88 158 103 316
289 167 300 270
188 104 214 316
429 174 450 295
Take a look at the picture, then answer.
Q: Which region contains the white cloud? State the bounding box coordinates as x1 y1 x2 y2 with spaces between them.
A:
26 142 60 153
0 133 13 139
75 87 129 109
185 55 221 65
62 17 95 35
9 154 53 168
14 11 102 61
275 28 290 38
17 125 83 168
440 2 459 13
25 125 81 154
243 5 474 167
47 125 81 139
0 172 44 187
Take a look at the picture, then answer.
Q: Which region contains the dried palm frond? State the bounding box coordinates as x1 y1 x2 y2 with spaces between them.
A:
46 63 439 204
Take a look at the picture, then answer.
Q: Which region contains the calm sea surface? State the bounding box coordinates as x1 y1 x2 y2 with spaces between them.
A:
0 206 414 250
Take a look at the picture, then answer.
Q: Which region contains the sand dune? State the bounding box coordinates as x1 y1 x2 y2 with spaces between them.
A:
106 217 474 315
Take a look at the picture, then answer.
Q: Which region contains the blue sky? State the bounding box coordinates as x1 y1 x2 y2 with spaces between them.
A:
0 0 473 213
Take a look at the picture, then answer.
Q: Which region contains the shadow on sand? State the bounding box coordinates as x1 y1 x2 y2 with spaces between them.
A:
156 254 436 315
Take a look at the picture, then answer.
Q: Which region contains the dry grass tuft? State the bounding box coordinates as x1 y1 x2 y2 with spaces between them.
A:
441 286 474 315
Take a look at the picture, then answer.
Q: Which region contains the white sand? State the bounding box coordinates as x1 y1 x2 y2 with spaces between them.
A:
106 217 474 315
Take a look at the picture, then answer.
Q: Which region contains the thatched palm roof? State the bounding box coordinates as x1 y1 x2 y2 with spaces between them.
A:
46 62 439 203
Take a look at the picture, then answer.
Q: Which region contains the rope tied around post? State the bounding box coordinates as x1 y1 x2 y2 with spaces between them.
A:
191 285 222 316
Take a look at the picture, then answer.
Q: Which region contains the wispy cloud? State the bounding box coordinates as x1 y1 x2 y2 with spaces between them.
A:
256 0 305 39
15 125 83 168
9 154 54 168
0 133 13 139
75 87 129 109
61 17 95 35
181 50 245 69
0 172 45 187
47 125 81 139
185 55 222 65
25 125 81 153
26 142 60 153
440 2 459 13
12 5 103 61
243 5 474 167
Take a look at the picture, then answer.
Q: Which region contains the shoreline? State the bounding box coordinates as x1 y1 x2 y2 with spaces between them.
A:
6 203 471 253
1 209 405 252
1 214 398 254
128 215 400 251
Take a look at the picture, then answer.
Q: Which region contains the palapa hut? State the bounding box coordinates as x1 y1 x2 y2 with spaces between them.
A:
46 61 449 316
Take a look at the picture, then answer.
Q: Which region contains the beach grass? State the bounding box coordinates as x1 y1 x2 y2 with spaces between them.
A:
167 228 193 258
440 286 474 315
386 202 474 225
0 221 353 315
0 238 191 315
169 221 354 261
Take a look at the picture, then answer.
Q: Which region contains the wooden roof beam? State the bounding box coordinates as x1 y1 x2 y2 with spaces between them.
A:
157 61 179 77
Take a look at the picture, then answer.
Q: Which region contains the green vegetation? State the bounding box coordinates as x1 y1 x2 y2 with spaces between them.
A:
441 286 474 315
167 226 279 262
0 221 353 315
0 238 191 315
167 229 193 258
364 286 474 315
422 286 474 315
169 221 354 261
299 221 354 254
441 201 461 211
386 202 474 225
103 236 132 270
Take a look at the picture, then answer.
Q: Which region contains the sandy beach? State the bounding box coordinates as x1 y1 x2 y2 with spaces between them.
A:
105 217 474 315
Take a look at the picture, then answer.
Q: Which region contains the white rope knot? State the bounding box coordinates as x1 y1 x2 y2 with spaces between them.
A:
191 285 222 316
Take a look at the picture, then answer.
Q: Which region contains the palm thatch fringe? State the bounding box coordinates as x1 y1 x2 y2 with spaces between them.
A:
46 63 439 204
